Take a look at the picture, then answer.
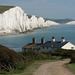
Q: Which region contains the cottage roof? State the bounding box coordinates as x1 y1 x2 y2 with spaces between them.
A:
23 41 69 49
23 43 42 49
41 41 68 48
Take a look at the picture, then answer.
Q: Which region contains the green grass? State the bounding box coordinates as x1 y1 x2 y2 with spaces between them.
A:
12 59 60 75
15 62 41 75
0 59 61 75
0 49 62 75
66 63 75 74
0 5 14 13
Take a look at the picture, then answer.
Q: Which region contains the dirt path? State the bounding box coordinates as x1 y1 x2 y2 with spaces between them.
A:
34 59 75 75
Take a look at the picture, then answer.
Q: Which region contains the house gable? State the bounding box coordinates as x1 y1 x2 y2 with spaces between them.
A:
61 42 75 50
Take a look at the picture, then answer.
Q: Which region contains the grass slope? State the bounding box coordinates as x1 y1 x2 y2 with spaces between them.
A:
0 5 15 13
11 59 60 75
0 45 27 73
45 18 75 24
67 63 75 74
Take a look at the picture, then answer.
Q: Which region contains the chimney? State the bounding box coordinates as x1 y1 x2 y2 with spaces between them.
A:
61 37 65 42
33 37 36 44
41 37 45 44
52 36 55 42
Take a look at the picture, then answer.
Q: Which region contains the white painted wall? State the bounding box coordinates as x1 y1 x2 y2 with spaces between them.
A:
61 42 75 50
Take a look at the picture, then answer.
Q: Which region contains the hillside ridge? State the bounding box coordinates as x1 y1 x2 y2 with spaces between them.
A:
0 5 15 13
0 44 27 72
0 6 59 34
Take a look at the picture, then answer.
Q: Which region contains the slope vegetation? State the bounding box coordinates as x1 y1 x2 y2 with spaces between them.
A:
0 45 27 72
0 6 14 13
45 18 75 24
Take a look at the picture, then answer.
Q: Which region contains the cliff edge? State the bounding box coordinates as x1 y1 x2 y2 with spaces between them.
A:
0 6 59 34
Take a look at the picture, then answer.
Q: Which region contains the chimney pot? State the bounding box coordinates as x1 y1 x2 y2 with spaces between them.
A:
41 37 45 44
33 37 36 44
61 37 65 42
52 36 55 42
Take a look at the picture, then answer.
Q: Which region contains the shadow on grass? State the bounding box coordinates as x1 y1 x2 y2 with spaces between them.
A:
66 63 75 74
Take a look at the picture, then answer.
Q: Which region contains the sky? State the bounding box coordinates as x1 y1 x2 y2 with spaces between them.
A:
0 0 75 19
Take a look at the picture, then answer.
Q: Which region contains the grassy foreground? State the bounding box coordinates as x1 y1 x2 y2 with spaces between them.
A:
12 59 60 75
1 47 75 75
66 63 75 74
0 58 61 75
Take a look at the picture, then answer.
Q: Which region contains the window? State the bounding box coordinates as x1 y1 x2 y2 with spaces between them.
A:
43 47 44 49
71 47 74 50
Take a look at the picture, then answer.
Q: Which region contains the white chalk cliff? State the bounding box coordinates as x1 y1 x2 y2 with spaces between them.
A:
0 6 59 33
66 21 75 25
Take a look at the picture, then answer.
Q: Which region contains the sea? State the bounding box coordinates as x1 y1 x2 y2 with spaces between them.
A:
0 25 75 52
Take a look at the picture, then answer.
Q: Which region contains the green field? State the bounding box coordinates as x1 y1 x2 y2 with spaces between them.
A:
0 59 61 75
12 59 61 75
0 6 14 13
66 63 75 74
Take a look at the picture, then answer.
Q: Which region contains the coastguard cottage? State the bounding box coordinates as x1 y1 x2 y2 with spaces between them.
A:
22 37 75 52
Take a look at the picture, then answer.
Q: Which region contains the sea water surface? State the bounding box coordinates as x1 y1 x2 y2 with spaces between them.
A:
0 25 75 52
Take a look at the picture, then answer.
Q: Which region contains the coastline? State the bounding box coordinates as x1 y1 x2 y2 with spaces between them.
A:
0 23 74 37
0 24 75 52
0 26 50 37
0 32 20 37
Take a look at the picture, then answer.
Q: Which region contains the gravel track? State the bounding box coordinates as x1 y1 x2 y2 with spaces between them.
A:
34 59 75 75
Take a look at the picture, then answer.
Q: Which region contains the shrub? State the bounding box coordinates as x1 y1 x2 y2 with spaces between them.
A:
0 45 28 72
71 51 75 63
51 48 73 59
0 6 14 13
21 51 55 60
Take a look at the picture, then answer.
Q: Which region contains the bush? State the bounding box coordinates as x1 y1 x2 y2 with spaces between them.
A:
21 51 52 60
71 51 75 63
0 45 28 72
51 48 73 59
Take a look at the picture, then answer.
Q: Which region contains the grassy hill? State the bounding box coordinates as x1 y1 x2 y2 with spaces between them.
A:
0 45 27 72
0 5 74 24
45 18 75 24
0 44 75 74
0 5 14 13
